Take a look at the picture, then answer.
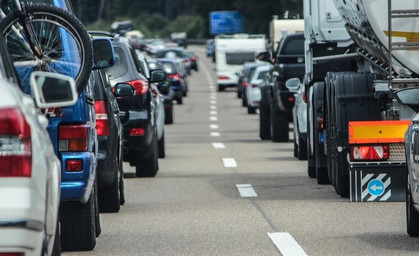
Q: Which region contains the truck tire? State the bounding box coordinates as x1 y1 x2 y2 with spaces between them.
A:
330 72 381 197
136 133 159 177
270 104 289 142
313 82 329 184
259 101 271 140
98 165 120 213
60 186 96 251
407 177 419 236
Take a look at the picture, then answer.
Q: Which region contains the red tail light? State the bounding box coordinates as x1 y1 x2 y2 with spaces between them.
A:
168 74 182 81
243 82 249 87
350 145 389 161
94 100 110 136
251 83 258 88
318 117 324 130
130 128 145 136
191 57 197 61
218 75 229 80
66 159 83 172
303 93 307 103
0 108 32 177
0 253 24 256
126 79 149 95
288 97 295 102
59 125 89 151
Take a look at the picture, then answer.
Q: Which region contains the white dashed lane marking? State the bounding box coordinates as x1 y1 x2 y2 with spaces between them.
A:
210 132 221 137
236 184 258 197
222 158 237 168
268 232 308 256
209 110 217 115
210 116 218 121
210 105 217 110
212 143 225 149
210 124 219 129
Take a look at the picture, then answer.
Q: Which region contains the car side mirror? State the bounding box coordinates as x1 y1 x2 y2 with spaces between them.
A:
393 88 419 112
285 78 301 92
149 69 166 83
30 71 78 108
113 83 135 97
93 38 115 69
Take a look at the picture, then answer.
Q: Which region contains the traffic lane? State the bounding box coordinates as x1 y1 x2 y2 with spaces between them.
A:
199 49 419 255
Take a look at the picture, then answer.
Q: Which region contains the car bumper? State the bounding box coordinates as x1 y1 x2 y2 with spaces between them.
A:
0 226 43 256
122 109 154 157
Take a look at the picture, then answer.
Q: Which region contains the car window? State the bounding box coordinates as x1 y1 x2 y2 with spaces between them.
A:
129 46 146 76
161 63 176 74
257 70 269 80
247 66 258 80
280 37 304 55
107 46 128 79
225 52 255 65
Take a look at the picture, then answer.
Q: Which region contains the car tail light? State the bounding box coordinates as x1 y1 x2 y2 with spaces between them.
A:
0 108 32 177
243 82 249 87
251 83 258 88
130 128 145 136
59 125 89 152
218 75 229 80
126 79 149 95
94 100 110 136
0 253 24 256
168 74 182 81
303 93 307 103
318 117 324 130
66 159 83 172
191 57 197 61
350 145 389 161
288 97 295 102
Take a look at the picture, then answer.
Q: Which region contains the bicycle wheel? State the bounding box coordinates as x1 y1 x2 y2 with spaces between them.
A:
0 3 92 94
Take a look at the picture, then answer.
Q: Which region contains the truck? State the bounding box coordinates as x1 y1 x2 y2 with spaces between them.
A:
303 0 415 201
269 16 304 52
215 34 267 92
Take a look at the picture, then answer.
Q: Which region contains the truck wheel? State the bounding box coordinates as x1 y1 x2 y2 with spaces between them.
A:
259 102 271 140
60 186 96 251
271 105 289 142
136 134 159 177
407 178 419 236
98 164 120 213
158 131 166 158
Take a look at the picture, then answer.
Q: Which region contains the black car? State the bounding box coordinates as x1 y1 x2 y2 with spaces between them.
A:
92 69 125 213
265 32 305 142
91 32 166 177
157 58 188 104
148 59 175 124
153 47 192 75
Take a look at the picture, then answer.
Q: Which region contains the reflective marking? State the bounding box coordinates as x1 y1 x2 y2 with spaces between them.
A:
236 184 258 197
210 100 217 105
212 143 225 149
210 105 217 110
222 158 237 168
210 110 217 115
210 124 219 129
268 232 308 256
210 94 217 99
210 116 218 121
210 132 221 137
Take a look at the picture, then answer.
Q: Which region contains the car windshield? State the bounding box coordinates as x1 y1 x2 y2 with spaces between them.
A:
225 52 255 65
257 70 269 79
161 63 176 75
107 47 129 79
155 50 184 58
281 38 304 55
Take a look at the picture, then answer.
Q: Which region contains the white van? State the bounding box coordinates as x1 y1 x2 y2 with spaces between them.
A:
215 34 267 91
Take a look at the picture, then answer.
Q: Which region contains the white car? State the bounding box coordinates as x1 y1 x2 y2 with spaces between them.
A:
0 41 78 255
246 64 271 114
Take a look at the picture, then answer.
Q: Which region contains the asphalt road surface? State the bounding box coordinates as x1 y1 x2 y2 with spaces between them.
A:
63 46 419 256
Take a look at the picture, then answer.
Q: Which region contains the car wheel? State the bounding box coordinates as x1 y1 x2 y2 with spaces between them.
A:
183 90 187 97
94 181 101 238
407 172 419 236
247 105 256 114
158 131 166 158
293 139 298 158
51 217 61 256
60 183 96 251
165 106 174 124
136 134 159 177
242 93 247 107
218 85 224 92
259 103 271 140
98 163 120 213
270 105 289 142
237 89 242 98
177 97 183 105
297 133 308 160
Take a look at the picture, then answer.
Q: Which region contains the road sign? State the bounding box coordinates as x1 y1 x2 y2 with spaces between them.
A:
210 11 243 35
367 179 385 196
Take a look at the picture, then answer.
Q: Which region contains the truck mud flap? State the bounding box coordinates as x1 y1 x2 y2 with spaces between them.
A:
350 164 406 202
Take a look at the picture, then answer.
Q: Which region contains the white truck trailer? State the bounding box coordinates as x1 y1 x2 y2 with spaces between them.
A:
304 0 416 201
215 34 267 91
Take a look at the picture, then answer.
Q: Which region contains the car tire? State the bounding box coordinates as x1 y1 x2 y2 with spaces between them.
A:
407 178 419 236
259 103 271 140
158 131 165 158
51 217 61 256
242 93 247 107
94 181 101 238
271 105 289 142
165 106 174 124
218 85 224 92
297 133 307 160
247 105 256 114
136 134 159 177
98 166 120 213
183 90 187 97
60 184 96 251
237 89 242 98
177 97 183 105
293 139 298 158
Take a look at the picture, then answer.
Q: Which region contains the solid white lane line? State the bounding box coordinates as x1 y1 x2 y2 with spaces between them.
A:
210 116 218 121
212 143 225 149
236 184 258 197
268 233 308 256
210 110 217 115
222 158 237 168
210 124 219 129
210 132 221 137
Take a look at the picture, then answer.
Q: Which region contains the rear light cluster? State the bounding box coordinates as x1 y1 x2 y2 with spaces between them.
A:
130 128 145 136
126 79 149 95
0 108 32 177
251 84 258 88
243 82 249 87
94 100 110 136
59 125 89 152
168 74 182 81
350 144 389 161
66 159 83 172
318 117 324 130
191 57 197 61
0 253 24 256
218 75 229 80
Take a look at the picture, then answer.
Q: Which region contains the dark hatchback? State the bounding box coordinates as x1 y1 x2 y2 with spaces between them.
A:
157 58 188 104
92 69 124 212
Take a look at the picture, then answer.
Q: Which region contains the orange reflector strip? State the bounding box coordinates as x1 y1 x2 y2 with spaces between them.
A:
349 120 410 144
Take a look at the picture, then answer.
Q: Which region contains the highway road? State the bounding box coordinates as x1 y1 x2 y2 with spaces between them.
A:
63 46 419 256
